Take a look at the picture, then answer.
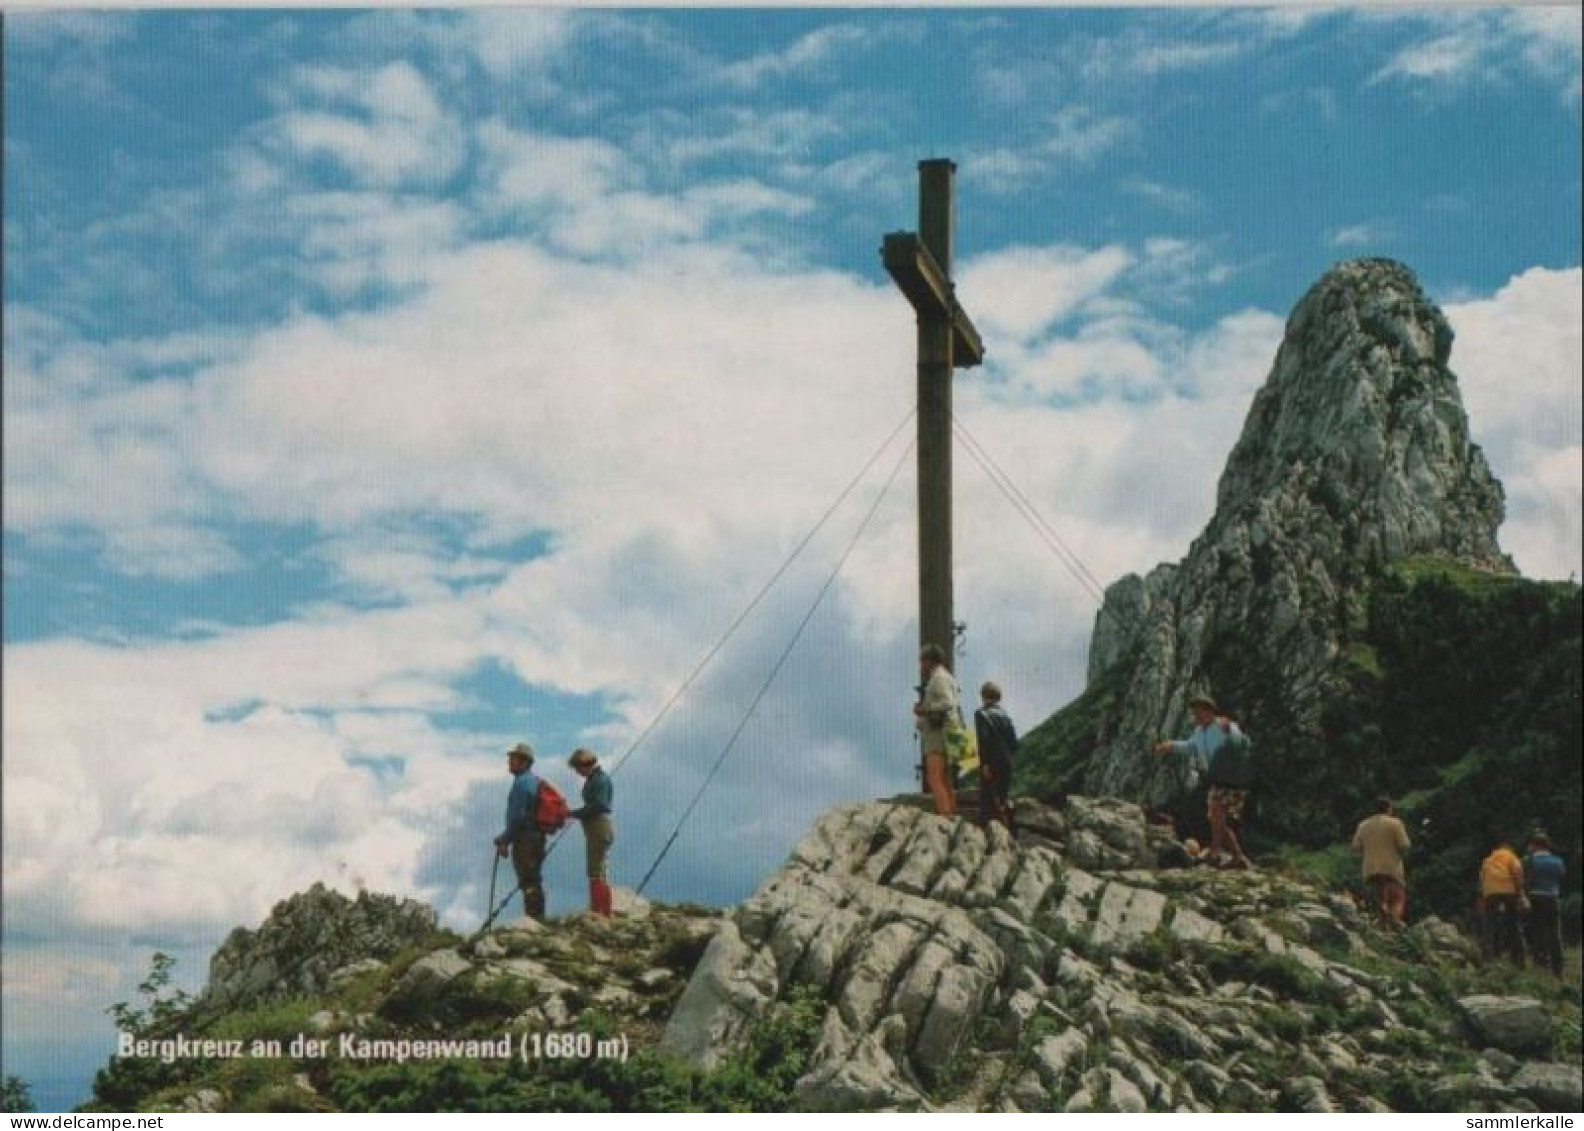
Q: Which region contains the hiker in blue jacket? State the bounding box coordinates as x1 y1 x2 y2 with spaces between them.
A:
1153 695 1253 869
1524 833 1566 976
974 681 1018 831
493 742 547 920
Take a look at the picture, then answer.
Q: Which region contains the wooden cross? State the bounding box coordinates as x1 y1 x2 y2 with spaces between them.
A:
882 159 984 672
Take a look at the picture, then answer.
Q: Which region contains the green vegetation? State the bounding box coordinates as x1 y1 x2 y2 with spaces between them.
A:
1015 652 1135 800
106 952 191 1038
325 989 826 1113
86 949 827 1114
1358 565 1581 925
1019 559 1581 930
1268 842 1357 896
3 1077 37 1113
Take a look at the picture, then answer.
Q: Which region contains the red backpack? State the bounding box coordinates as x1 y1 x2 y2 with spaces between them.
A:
535 779 571 833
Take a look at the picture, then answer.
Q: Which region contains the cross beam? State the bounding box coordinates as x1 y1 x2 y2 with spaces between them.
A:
881 158 984 678
881 233 984 367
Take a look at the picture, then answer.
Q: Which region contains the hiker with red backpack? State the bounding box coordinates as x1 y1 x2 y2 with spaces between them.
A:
494 742 555 920
569 748 615 917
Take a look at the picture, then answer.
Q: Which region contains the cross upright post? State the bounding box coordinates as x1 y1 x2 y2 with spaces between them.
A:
882 159 984 673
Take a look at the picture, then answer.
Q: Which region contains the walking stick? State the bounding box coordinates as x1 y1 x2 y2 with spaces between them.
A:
464 852 520 952
485 852 500 925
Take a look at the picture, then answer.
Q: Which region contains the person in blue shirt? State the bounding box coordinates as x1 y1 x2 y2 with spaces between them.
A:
974 681 1018 831
1153 694 1253 869
1523 833 1566 976
493 742 547 920
569 748 615 917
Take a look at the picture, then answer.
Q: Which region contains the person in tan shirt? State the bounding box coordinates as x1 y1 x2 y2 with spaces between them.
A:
1352 798 1411 928
913 643 959 818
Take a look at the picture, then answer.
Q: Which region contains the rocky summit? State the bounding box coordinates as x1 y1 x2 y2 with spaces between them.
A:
203 883 438 1011
659 797 1580 1112
86 795 1580 1113
1063 258 1512 810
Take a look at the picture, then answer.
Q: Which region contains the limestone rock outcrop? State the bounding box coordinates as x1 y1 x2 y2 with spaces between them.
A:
660 797 1576 1112
97 795 1579 1114
1039 259 1516 814
203 883 438 1010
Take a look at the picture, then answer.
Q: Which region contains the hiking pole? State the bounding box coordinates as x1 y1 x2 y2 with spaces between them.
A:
484 852 500 926
464 871 522 951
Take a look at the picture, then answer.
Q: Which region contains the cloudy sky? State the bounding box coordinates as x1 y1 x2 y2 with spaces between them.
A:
3 7 1579 1108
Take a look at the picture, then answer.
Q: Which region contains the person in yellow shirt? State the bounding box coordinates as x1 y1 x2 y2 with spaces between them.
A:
1478 842 1527 965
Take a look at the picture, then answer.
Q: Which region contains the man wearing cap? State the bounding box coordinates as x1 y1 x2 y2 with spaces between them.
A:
569 748 615 918
1152 694 1253 869
494 742 548 920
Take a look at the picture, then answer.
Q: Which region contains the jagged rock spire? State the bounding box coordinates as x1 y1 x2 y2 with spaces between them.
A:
1215 258 1507 571
1081 259 1512 803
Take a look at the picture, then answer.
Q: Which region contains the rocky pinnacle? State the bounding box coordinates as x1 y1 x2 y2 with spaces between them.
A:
1081 259 1512 804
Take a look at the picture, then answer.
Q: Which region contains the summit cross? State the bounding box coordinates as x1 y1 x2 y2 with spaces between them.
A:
881 158 984 671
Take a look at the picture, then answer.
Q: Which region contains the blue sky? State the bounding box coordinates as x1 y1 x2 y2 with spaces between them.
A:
4 7 1580 1110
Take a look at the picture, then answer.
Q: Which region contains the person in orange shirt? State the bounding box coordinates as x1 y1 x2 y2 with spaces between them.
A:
1478 841 1527 966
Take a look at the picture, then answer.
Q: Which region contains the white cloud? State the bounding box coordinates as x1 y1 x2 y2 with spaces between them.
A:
1504 7 1583 92
476 121 812 258
288 191 466 297
460 9 579 81
5 230 1284 954
1445 266 1583 580
970 108 1136 194
1500 444 1584 581
1121 179 1202 215
1243 9 1334 42
1134 237 1234 297
266 62 464 189
1071 24 1254 86
1043 106 1135 163
646 107 843 170
1127 39 1246 76
3 594 498 938
4 215 922 945
1328 224 1381 249
717 24 875 90
3 951 121 1008
957 245 1135 342
1368 10 1581 99
479 121 625 209
1372 31 1484 84
4 9 136 51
